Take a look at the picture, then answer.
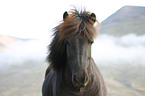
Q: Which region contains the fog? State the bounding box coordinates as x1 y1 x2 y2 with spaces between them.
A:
92 34 145 65
0 34 145 67
0 40 47 66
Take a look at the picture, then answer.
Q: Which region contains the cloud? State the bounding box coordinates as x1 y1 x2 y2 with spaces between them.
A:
0 34 145 67
0 40 48 66
92 34 145 65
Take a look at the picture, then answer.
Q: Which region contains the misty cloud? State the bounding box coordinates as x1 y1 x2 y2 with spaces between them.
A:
92 34 145 65
0 40 48 66
0 34 145 67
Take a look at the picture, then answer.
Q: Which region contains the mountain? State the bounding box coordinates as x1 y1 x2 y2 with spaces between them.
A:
99 6 145 36
0 34 35 51
0 34 18 50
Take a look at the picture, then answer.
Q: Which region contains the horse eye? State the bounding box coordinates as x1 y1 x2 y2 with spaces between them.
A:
88 40 94 44
91 41 94 44
89 40 94 44
88 40 93 44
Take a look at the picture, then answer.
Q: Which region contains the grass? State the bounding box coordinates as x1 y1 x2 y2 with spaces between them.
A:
0 60 145 96
99 64 145 96
0 60 46 96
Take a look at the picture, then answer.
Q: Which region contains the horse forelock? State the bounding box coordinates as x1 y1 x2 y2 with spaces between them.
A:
55 9 97 41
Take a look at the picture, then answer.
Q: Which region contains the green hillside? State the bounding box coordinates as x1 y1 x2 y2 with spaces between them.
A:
0 60 145 96
99 6 145 36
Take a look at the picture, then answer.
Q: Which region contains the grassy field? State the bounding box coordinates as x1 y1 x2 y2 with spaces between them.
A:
0 60 46 96
99 64 145 96
0 60 145 96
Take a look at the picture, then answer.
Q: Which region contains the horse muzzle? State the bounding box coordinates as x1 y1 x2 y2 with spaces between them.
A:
72 71 89 88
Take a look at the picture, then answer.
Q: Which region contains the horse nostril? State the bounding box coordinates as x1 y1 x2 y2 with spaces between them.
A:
73 74 80 87
73 73 88 88
85 74 88 83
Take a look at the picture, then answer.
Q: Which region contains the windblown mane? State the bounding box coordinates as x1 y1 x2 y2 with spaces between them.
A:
47 9 98 71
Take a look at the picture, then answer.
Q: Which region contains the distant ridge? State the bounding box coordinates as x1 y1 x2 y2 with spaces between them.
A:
0 34 24 50
99 6 145 36
0 34 17 50
0 34 38 51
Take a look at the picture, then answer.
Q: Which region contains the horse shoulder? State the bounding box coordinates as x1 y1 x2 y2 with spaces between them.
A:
42 69 54 96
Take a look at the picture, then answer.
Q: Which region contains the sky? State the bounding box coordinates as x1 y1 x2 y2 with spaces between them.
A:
0 0 145 41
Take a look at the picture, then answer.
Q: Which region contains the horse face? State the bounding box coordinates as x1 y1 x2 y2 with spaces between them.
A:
66 36 93 88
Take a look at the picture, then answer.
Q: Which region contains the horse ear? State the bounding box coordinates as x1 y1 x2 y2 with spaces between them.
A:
63 11 68 21
89 13 96 24
90 13 96 18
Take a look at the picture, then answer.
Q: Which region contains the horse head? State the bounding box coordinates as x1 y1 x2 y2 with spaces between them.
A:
62 10 98 88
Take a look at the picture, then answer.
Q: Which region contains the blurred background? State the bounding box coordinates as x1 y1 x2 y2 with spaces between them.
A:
0 0 145 96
